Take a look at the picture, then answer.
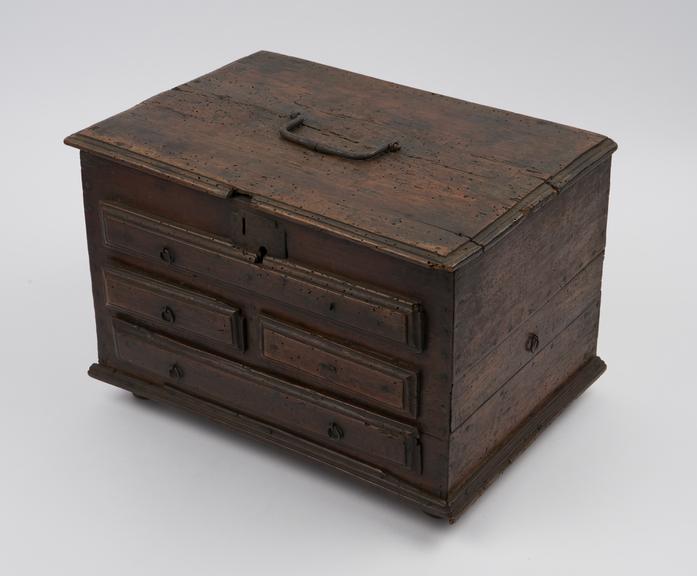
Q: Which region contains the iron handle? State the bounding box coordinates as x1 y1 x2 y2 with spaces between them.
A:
280 112 401 160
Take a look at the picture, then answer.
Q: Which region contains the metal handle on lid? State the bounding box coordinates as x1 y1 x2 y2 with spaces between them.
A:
279 112 400 160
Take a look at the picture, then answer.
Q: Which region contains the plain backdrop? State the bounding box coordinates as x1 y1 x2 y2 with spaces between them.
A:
1 1 695 574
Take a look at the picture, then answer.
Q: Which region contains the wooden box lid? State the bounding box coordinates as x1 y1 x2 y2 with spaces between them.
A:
65 51 616 269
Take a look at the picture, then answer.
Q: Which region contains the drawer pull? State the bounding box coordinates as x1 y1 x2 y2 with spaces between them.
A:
159 246 175 264
168 363 184 380
327 422 344 440
160 305 176 323
525 333 540 353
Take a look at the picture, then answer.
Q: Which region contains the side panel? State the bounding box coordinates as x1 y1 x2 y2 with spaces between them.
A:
452 253 604 429
449 156 612 490
449 301 600 488
452 158 610 388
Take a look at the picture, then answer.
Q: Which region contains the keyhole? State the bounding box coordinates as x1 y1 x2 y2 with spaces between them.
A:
254 246 267 264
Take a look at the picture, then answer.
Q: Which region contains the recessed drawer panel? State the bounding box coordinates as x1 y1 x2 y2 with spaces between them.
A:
260 316 419 418
112 318 421 471
100 202 424 351
104 266 245 350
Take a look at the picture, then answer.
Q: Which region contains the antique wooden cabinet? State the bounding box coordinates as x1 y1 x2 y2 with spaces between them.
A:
65 51 616 522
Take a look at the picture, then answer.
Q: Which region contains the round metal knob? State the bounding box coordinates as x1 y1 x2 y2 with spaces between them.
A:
160 306 176 323
168 363 183 380
327 422 344 440
159 246 175 264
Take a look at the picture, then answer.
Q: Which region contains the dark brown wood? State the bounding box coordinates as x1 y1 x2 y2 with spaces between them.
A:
65 51 614 268
104 266 246 351
452 157 611 392
100 201 425 350
88 362 451 517
112 318 421 470
451 253 604 430
79 152 454 496
87 354 606 522
449 300 600 487
446 356 607 521
260 315 419 418
65 51 616 521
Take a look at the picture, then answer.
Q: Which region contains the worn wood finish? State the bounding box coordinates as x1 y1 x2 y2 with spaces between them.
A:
104 266 246 351
87 355 606 522
79 152 453 494
451 253 605 430
446 356 607 520
453 157 611 388
449 300 600 488
101 201 424 350
113 318 421 470
88 362 451 516
65 51 613 268
66 51 616 521
260 315 419 418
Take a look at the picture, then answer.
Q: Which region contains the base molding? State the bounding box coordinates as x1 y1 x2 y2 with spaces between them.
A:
446 356 606 521
88 356 605 523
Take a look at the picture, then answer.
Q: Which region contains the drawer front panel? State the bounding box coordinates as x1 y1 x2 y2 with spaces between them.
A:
260 316 418 417
100 202 424 350
104 267 245 350
112 319 421 470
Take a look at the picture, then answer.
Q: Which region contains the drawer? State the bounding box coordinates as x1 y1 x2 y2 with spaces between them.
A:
260 316 419 418
112 318 421 471
100 202 424 351
104 266 245 350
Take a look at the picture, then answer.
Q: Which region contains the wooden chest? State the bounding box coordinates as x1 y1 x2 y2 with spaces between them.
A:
65 51 616 522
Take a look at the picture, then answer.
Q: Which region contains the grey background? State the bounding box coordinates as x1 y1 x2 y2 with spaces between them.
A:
2 1 695 574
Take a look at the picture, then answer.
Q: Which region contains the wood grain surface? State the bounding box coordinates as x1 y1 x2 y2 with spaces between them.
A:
66 51 615 267
67 52 616 521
